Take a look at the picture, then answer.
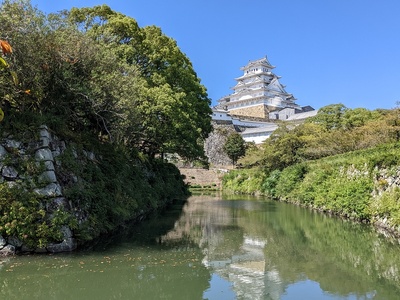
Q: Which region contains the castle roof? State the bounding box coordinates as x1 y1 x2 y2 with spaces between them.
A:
286 110 318 121
241 124 278 135
240 56 275 71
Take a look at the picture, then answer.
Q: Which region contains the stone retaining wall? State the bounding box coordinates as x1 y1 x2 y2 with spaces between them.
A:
0 125 77 256
204 123 235 166
229 104 269 119
180 167 227 189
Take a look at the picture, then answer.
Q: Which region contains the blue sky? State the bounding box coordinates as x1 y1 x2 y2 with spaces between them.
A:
30 0 400 110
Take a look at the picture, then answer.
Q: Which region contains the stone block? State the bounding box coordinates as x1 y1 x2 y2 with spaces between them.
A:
52 148 61 157
60 226 73 239
0 245 15 256
4 139 21 150
7 236 23 248
40 136 50 148
34 247 48 254
39 125 50 139
2 166 18 179
44 161 55 171
34 183 62 197
35 148 54 162
46 197 70 212
0 235 6 247
21 245 35 253
47 238 77 253
38 170 57 183
0 145 7 158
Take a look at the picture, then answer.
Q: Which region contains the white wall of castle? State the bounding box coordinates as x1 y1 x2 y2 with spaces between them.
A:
242 132 273 144
212 110 232 121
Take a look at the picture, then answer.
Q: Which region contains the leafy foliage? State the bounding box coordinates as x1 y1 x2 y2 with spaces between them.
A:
251 104 400 173
0 185 66 248
370 187 400 226
0 32 16 121
223 132 246 165
307 103 348 130
274 163 308 198
222 168 265 195
67 5 212 159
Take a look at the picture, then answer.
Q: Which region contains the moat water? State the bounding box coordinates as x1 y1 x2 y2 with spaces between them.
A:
1 193 400 299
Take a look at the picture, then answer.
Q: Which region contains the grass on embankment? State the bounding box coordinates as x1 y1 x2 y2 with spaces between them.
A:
223 142 400 231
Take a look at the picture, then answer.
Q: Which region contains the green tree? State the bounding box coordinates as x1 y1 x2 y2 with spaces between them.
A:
383 107 400 141
68 6 212 160
0 0 45 115
307 103 348 130
136 25 212 159
238 141 264 168
0 0 140 140
262 124 304 171
294 122 328 160
223 132 246 165
342 107 380 129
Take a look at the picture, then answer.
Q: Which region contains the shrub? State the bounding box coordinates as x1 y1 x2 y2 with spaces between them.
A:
370 187 400 226
275 163 308 199
0 184 65 248
261 169 281 197
222 169 264 194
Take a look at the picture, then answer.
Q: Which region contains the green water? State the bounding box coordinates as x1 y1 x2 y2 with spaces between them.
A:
1 194 400 300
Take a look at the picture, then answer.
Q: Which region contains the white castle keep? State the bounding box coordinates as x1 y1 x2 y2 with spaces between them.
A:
212 56 317 143
217 56 300 119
